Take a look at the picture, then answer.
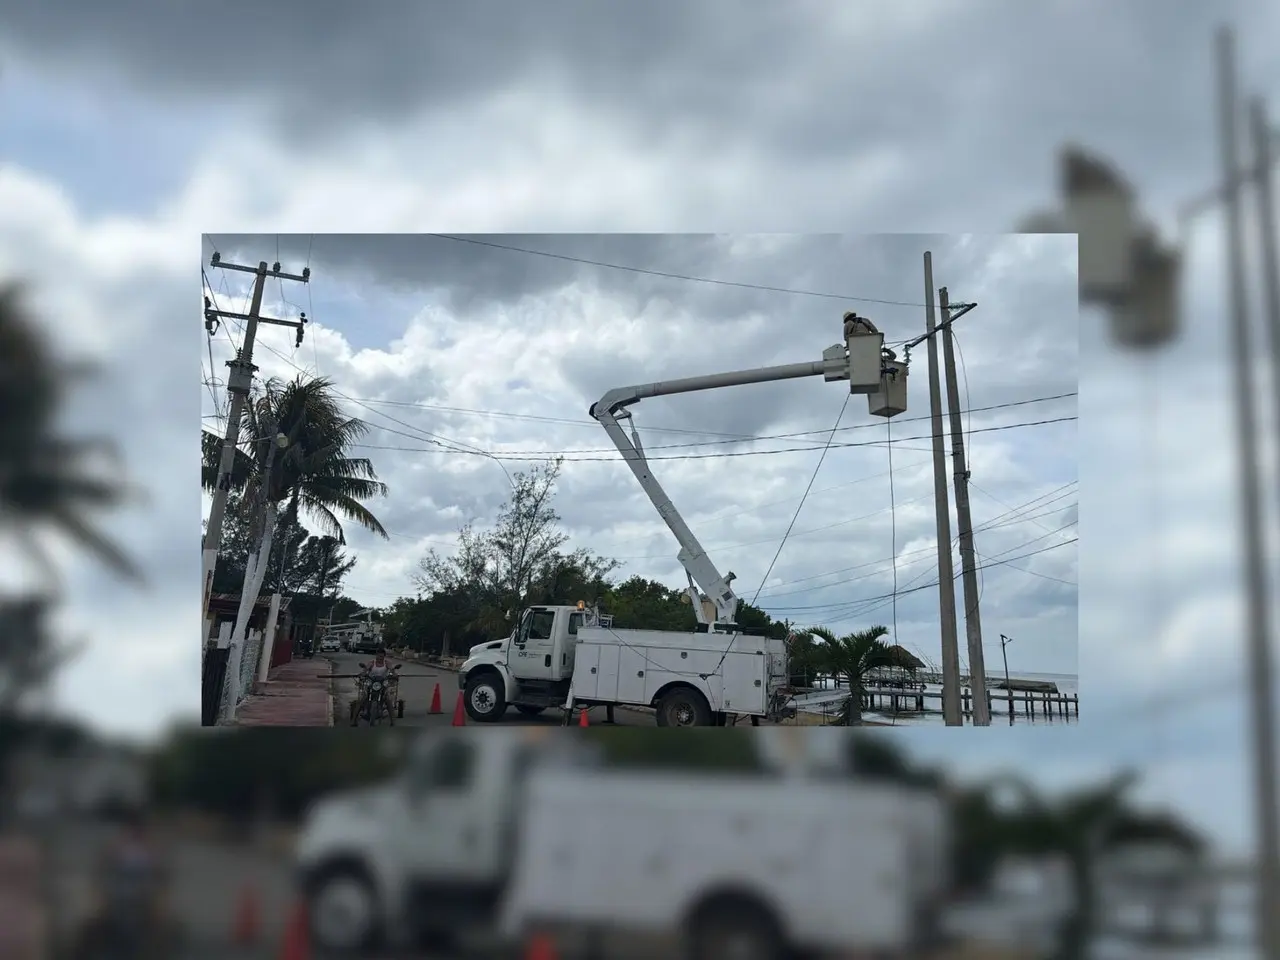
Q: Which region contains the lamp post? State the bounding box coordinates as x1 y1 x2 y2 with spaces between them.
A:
999 634 1014 725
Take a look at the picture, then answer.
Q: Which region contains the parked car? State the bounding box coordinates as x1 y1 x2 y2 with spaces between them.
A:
319 637 341 653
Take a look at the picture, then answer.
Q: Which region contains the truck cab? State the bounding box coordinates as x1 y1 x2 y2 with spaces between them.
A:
458 604 605 722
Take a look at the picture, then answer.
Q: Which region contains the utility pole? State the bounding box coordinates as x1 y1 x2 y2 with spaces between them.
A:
1217 27 1279 960
999 634 1014 726
201 255 309 652
939 287 991 725
923 253 963 726
1250 89 1280 960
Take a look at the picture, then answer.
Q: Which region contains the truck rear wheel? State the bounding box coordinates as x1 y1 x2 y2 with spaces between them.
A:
656 687 712 727
464 672 507 722
687 899 784 960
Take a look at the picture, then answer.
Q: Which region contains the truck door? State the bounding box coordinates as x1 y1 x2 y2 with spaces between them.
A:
513 607 557 681
402 737 495 882
552 609 586 680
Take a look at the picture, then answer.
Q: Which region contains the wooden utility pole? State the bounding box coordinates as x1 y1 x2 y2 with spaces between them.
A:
923 253 963 726
939 286 991 725
201 255 309 650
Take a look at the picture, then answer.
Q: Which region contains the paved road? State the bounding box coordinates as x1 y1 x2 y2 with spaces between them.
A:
328 652 658 728
45 815 677 958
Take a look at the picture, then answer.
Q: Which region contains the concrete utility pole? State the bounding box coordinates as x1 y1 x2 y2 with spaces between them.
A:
1217 28 1280 960
201 255 309 650
939 287 991 725
923 253 963 726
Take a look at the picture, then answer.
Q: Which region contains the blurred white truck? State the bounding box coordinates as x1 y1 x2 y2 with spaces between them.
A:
295 730 958 959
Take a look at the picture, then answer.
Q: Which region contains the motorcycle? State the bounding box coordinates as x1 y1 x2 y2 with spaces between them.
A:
348 663 404 725
72 859 179 959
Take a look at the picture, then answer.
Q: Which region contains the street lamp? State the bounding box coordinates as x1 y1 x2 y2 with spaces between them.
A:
999 634 1014 726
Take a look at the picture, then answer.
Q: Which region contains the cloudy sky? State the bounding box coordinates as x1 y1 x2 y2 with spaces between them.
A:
2 0 1278 858
198 232 1079 680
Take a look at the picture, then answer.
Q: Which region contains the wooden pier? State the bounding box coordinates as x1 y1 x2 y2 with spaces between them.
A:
860 685 1079 720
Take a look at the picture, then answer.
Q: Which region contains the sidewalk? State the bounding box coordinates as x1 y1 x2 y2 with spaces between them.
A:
232 657 334 727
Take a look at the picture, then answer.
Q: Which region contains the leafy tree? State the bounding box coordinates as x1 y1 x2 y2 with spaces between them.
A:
414 458 617 637
296 534 357 597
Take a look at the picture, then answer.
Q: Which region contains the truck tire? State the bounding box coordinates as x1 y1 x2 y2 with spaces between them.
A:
464 671 507 722
656 687 713 727
306 866 381 954
516 704 546 716
687 899 784 960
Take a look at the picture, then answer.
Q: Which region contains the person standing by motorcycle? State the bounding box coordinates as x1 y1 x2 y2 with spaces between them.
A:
350 647 400 725
76 808 173 958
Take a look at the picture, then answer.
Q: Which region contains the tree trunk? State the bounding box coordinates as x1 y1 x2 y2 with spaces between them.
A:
227 502 278 704
848 677 864 726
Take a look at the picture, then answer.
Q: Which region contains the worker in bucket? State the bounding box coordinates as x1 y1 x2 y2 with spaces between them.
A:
842 310 880 337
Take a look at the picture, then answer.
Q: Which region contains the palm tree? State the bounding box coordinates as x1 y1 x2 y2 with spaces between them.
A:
0 283 140 585
201 375 388 688
816 625 895 725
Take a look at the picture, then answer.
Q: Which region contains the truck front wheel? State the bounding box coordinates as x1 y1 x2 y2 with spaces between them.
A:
307 866 381 954
464 672 507 722
655 687 712 727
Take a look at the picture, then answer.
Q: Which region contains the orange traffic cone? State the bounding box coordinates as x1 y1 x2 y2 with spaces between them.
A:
452 691 467 726
232 882 260 945
578 707 589 727
429 683 442 714
278 901 310 960
524 930 558 960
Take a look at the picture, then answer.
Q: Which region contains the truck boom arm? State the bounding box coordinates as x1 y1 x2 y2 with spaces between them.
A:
589 336 877 628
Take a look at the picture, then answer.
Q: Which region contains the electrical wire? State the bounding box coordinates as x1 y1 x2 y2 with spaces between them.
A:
749 395 851 609
762 532 1077 615
427 234 940 313
344 390 1077 446
350 416 1077 462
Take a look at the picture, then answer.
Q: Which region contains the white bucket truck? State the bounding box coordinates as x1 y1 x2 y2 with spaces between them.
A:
294 729 956 959
458 314 908 726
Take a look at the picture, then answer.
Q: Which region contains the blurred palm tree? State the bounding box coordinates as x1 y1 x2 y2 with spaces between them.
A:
0 283 140 585
0 282 139 826
813 624 894 725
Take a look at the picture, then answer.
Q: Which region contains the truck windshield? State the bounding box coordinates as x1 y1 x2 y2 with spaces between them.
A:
529 610 555 640
405 738 475 794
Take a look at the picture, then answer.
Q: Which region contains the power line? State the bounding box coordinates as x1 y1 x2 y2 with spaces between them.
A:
426 234 940 312
745 481 1078 590
349 416 1076 462
756 516 1078 605
346 391 1077 452
750 395 850 609
760 533 1077 614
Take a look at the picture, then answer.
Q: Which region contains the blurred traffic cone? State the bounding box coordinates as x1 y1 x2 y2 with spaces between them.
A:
578 707 589 727
278 901 309 960
429 683 442 714
452 691 466 726
232 882 260 945
524 930 558 960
